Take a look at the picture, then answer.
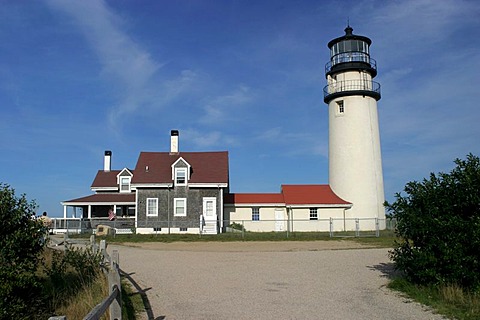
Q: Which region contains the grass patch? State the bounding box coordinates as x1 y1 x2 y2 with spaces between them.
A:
121 278 145 319
389 278 480 320
77 229 397 247
54 273 109 320
38 247 106 318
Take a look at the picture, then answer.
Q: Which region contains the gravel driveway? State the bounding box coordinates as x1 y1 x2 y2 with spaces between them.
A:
110 241 446 320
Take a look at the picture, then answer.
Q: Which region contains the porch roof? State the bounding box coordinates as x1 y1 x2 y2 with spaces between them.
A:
63 193 136 204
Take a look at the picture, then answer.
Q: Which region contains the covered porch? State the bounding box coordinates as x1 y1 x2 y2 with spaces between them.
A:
58 193 136 234
62 193 136 219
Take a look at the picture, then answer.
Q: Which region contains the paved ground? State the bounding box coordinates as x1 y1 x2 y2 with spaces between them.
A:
110 241 446 320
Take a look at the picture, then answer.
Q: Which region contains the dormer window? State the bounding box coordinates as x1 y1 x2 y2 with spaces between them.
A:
116 168 133 193
175 168 187 186
172 157 191 186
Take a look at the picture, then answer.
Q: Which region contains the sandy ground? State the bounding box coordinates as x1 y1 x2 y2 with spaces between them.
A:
110 241 446 320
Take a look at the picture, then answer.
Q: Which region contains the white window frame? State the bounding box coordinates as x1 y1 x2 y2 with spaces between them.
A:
309 208 318 220
146 198 158 217
252 207 260 221
175 168 187 186
337 100 344 114
174 198 187 217
120 176 131 192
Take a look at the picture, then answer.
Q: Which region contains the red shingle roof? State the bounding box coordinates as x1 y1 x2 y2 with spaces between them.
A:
224 193 284 204
225 185 350 206
131 151 229 184
281 185 351 205
91 170 121 188
64 193 136 203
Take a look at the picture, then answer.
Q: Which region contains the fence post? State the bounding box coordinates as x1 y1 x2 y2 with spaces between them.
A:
90 234 96 253
108 250 122 320
63 233 68 250
355 218 360 237
286 218 289 239
100 239 107 257
241 220 245 240
329 218 333 237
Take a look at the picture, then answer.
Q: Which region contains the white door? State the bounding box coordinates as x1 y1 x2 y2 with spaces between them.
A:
275 209 284 232
203 197 217 223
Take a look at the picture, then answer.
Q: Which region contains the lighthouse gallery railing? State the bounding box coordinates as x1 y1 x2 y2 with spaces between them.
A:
323 79 381 100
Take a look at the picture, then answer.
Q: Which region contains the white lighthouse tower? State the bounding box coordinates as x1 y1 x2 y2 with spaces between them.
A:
324 26 385 229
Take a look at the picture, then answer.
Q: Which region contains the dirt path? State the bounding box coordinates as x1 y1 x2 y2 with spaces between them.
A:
118 240 373 252
111 241 446 320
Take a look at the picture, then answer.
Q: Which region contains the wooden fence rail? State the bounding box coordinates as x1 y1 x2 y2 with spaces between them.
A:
48 236 122 320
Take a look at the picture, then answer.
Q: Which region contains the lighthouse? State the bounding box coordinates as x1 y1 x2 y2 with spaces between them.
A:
324 26 385 229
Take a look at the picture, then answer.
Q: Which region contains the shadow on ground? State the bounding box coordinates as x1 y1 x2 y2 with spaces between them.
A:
368 262 401 279
121 269 166 320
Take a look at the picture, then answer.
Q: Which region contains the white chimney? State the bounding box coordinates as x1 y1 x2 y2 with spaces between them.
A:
104 150 112 172
170 130 179 153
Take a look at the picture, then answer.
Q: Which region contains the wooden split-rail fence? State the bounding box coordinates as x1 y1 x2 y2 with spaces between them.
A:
48 235 122 320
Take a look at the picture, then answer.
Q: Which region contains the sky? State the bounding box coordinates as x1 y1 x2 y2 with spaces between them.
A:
1 0 479 217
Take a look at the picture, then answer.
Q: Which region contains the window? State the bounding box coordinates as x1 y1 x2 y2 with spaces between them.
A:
310 208 318 220
252 207 260 221
174 198 187 216
337 100 344 114
175 168 187 185
179 227 188 232
120 177 130 192
146 198 158 217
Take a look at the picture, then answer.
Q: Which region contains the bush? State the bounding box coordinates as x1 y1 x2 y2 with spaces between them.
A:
386 154 480 291
0 183 47 318
228 222 245 231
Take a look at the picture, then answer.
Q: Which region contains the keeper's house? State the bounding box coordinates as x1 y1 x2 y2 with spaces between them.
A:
62 130 351 234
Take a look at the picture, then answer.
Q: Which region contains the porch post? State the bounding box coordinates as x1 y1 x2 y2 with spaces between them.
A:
88 205 92 219
63 205 67 219
219 187 223 234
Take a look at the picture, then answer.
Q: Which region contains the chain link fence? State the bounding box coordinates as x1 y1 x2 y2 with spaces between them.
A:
52 217 397 238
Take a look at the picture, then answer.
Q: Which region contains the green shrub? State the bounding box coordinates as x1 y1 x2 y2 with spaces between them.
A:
228 222 245 231
64 245 103 282
0 183 47 318
386 154 480 292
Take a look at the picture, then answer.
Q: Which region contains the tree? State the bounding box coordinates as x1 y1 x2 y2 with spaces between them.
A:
386 154 480 291
0 183 47 318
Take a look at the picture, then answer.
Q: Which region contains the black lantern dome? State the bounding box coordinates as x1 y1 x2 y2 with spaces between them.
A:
325 26 377 78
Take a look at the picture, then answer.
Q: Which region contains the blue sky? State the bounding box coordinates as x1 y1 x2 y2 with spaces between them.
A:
1 0 479 217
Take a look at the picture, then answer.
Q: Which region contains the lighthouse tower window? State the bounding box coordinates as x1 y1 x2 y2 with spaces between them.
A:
337 100 344 113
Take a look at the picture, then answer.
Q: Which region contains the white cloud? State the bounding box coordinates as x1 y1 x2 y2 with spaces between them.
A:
45 0 198 133
255 127 328 158
199 85 252 125
181 128 238 149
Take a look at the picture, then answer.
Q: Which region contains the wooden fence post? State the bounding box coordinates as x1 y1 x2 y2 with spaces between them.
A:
100 239 107 256
108 250 122 320
63 233 68 249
